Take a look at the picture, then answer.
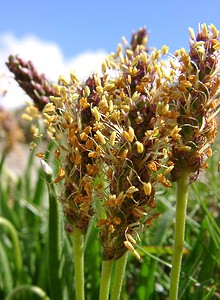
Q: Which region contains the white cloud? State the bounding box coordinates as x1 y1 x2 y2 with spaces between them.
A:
0 32 107 109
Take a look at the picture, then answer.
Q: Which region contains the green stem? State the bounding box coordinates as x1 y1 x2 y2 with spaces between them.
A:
110 251 128 300
47 183 62 300
0 217 23 283
169 171 189 300
99 259 113 300
71 227 85 300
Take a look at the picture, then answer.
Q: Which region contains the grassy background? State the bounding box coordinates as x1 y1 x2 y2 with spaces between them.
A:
0 140 219 299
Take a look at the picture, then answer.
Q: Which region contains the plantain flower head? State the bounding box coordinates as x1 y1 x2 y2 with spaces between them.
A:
164 24 220 182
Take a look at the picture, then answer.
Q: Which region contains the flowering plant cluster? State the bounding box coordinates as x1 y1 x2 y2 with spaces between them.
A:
6 23 220 300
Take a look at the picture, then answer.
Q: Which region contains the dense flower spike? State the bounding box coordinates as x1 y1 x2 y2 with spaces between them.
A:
165 24 220 181
44 74 104 232
6 55 55 110
87 29 173 259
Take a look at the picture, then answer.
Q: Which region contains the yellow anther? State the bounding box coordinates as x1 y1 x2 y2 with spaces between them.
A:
128 126 135 142
164 165 174 175
109 100 114 113
122 36 128 46
110 131 116 146
58 75 69 86
188 27 196 40
132 91 140 102
162 104 169 115
70 71 79 83
127 74 131 84
141 51 148 64
124 240 135 252
123 126 135 142
201 23 208 37
72 93 79 100
126 49 134 56
53 83 60 95
117 43 123 53
96 85 103 94
42 103 56 114
84 85 90 97
96 130 106 145
170 125 181 139
104 83 115 91
161 45 169 55
143 182 152 196
119 51 125 64
123 131 130 141
126 186 139 196
210 24 219 38
131 55 141 67
180 80 192 88
124 241 140 260
136 141 144 153
177 145 191 152
91 107 100 122
60 86 67 99
101 61 107 73
163 148 168 159
94 74 101 87
126 234 136 244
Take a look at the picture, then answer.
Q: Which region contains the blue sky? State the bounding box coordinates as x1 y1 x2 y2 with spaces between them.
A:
0 0 220 109
1 0 220 56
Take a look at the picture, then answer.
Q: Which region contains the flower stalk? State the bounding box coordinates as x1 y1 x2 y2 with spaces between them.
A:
110 252 129 300
99 259 113 300
169 171 189 300
71 228 85 300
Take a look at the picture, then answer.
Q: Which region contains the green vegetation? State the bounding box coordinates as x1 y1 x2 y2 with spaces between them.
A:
0 143 219 299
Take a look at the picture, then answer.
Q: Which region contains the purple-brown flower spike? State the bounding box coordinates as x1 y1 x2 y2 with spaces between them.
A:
6 55 55 111
130 27 149 52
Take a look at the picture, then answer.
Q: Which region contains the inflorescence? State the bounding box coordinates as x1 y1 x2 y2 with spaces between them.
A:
7 24 220 260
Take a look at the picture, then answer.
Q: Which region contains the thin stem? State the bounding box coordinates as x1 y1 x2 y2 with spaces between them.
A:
110 251 128 300
169 171 189 300
71 227 85 300
99 259 113 300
